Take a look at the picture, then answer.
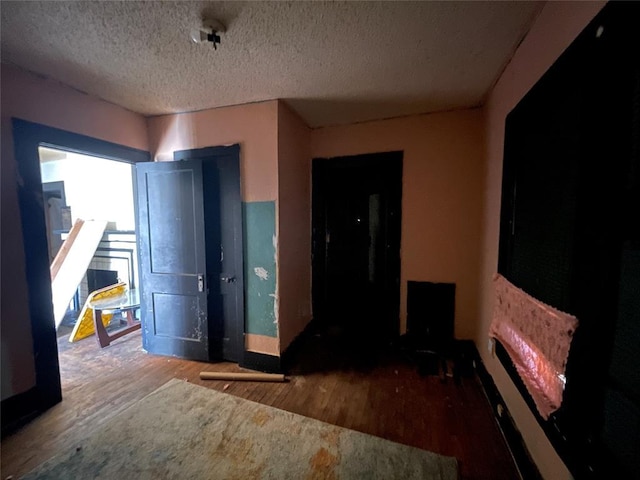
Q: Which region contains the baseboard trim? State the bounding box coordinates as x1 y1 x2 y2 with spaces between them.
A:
1 386 60 438
473 346 542 480
240 351 282 374
280 319 319 374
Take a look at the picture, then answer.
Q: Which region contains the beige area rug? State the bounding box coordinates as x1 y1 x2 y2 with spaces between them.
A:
23 379 458 479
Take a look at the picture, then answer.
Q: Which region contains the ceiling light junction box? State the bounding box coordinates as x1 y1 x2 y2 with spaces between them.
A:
190 19 225 49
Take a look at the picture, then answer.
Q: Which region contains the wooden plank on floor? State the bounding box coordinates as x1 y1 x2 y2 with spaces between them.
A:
51 219 107 328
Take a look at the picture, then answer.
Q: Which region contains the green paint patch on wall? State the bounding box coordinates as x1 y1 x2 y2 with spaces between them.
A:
243 201 277 337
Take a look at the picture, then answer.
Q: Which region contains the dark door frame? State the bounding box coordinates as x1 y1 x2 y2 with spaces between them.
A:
311 150 403 338
173 145 245 362
4 118 149 433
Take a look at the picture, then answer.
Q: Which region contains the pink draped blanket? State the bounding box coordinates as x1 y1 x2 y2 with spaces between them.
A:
489 274 579 419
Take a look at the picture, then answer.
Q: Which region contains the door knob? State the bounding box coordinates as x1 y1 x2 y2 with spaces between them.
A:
221 276 236 283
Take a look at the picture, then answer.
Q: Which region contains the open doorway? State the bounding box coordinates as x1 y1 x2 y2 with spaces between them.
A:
6 118 150 426
311 151 402 347
38 146 138 342
9 120 244 433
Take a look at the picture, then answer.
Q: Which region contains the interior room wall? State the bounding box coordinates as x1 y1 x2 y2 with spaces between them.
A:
147 101 278 202
1 64 149 401
146 101 281 356
478 2 606 479
310 109 484 339
277 101 312 353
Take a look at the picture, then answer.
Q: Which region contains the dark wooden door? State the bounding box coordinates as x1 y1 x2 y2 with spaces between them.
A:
312 152 402 339
136 160 210 361
175 146 244 362
136 146 244 362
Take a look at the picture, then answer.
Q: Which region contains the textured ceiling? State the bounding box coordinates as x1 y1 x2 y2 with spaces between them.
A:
1 1 541 127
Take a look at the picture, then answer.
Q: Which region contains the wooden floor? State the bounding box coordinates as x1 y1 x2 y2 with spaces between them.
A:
1 327 520 480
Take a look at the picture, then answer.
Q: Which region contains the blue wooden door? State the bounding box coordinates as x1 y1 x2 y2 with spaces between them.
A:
136 160 209 361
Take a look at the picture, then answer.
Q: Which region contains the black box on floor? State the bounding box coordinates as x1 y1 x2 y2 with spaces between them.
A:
416 350 440 377
453 340 476 378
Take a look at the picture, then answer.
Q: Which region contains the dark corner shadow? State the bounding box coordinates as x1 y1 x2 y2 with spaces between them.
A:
281 320 396 376
281 320 475 381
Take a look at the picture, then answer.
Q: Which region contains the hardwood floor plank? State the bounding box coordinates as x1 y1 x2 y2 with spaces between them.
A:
1 329 520 480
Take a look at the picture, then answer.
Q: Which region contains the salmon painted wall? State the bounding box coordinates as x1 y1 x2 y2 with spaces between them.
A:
277 101 312 353
146 101 280 356
147 101 278 202
479 2 606 479
311 109 484 339
1 64 149 400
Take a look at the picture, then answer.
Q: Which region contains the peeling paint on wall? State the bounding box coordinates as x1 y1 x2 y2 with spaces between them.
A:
269 293 278 324
272 232 279 326
243 201 278 337
254 267 269 281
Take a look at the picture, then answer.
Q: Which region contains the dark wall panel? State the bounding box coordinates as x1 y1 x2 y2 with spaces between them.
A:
497 3 640 478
